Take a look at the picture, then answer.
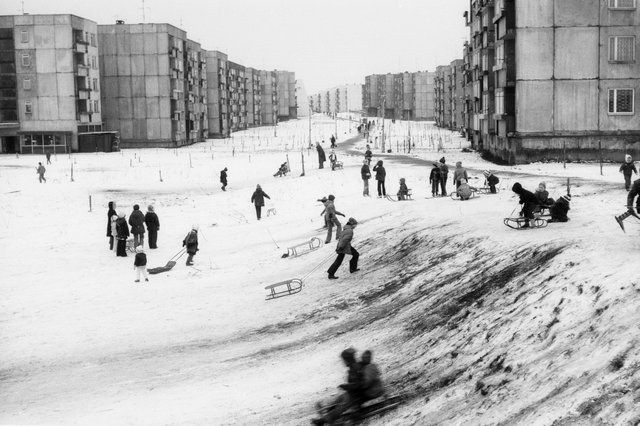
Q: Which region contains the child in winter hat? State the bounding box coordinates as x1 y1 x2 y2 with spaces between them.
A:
133 246 149 283
620 154 638 191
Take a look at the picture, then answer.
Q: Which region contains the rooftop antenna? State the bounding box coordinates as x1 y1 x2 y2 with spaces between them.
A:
141 0 146 23
21 0 25 14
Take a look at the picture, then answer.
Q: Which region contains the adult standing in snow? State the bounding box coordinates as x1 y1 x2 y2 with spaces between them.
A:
107 201 117 250
128 204 145 248
327 217 359 279
453 161 468 189
183 224 199 266
619 155 637 191
323 194 345 244
512 182 538 228
220 167 228 191
361 160 371 196
316 142 326 169
250 184 271 220
36 162 46 183
45 151 52 165
144 205 160 249
110 215 118 253
429 163 441 197
330 134 336 148
373 160 386 198
133 246 149 282
439 157 449 196
115 212 130 257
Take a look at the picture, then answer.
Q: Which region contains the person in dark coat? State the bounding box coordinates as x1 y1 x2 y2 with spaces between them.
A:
316 142 326 169
220 167 228 191
311 348 364 426
183 224 199 266
373 160 386 197
327 218 359 279
620 154 637 191
115 212 130 257
322 195 345 244
512 182 538 228
133 246 149 282
429 163 441 197
483 170 500 193
548 194 571 223
128 204 145 248
361 160 371 196
397 178 409 200
438 157 449 196
330 134 336 148
358 350 385 401
250 184 271 220
144 205 160 249
107 201 117 250
615 178 640 231
364 145 372 165
45 151 52 165
36 162 46 183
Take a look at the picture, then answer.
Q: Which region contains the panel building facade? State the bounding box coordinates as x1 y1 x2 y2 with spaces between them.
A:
463 0 640 163
0 14 104 153
362 72 435 121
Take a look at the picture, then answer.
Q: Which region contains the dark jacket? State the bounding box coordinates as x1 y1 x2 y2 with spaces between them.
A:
339 362 362 395
134 252 147 267
107 202 116 237
251 188 270 206
429 166 441 183
144 212 160 231
439 163 449 176
364 149 372 161
116 217 130 240
512 183 538 205
373 162 386 181
129 209 145 234
628 179 640 210
550 197 570 222
220 169 228 183
183 230 198 255
336 224 355 255
487 174 500 186
620 162 637 176
361 164 371 180
316 145 326 162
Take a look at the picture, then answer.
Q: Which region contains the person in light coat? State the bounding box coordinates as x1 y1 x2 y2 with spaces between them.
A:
327 218 359 279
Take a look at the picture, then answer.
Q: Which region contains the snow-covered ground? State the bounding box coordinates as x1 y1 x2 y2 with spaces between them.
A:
1 115 639 425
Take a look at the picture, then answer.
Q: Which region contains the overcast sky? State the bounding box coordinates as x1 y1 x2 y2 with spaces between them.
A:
3 0 469 93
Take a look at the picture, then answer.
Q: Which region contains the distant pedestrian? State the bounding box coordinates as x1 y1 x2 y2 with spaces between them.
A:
364 144 372 165
107 201 117 250
439 157 449 196
361 160 371 197
45 151 52 165
620 154 637 191
182 225 199 266
36 162 46 183
129 204 145 248
316 142 326 169
327 217 359 279
115 212 130 257
144 205 160 249
373 160 386 197
220 167 228 191
330 134 336 148
250 184 271 220
133 246 149 282
329 150 338 170
453 161 468 189
429 163 441 197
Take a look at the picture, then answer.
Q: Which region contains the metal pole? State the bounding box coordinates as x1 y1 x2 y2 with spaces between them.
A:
301 149 305 176
599 139 603 176
563 140 566 169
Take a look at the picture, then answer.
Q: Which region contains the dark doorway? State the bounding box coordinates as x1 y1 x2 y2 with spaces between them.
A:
2 136 17 153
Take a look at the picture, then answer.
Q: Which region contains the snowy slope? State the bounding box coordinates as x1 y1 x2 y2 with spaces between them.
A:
0 115 639 425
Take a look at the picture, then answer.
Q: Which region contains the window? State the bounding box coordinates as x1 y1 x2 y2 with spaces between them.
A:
20 30 28 43
21 54 30 67
23 78 31 90
25 101 32 114
609 0 636 8
91 56 97 69
90 33 96 47
93 100 99 113
92 78 98 91
609 89 634 114
609 36 636 62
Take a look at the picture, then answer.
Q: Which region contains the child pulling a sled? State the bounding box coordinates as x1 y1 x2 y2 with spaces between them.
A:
615 178 640 232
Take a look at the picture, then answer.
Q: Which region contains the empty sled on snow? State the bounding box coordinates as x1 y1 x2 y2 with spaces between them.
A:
282 237 322 258
265 278 303 300
148 248 186 274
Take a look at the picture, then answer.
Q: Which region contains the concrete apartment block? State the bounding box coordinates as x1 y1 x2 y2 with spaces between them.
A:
205 50 228 137
362 72 434 121
228 61 247 132
414 71 435 120
276 70 296 121
0 14 107 153
309 84 362 116
464 0 640 163
99 22 204 148
260 70 277 126
246 67 262 127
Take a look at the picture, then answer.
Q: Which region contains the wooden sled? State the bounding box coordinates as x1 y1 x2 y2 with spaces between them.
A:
476 186 500 194
265 278 303 300
450 190 477 200
317 394 402 425
503 216 548 230
267 208 277 217
282 237 322 258
386 190 412 201
148 249 186 274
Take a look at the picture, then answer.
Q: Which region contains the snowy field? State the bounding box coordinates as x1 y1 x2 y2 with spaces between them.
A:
1 115 639 425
